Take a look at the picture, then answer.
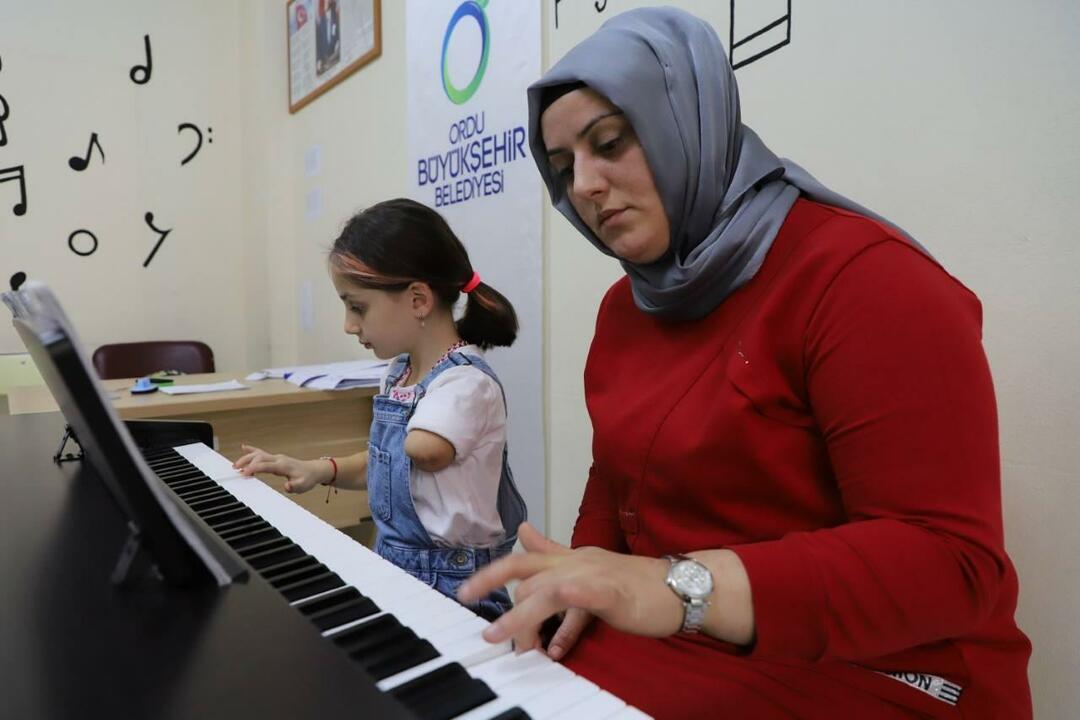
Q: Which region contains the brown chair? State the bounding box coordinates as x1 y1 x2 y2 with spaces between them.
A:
91 341 215 380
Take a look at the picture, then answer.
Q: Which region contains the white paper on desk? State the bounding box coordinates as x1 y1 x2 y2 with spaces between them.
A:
283 359 388 390
159 380 249 395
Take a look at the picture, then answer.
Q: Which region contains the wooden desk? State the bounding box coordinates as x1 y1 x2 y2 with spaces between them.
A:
7 372 376 529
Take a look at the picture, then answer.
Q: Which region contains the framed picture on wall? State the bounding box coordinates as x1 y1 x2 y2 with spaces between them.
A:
287 0 382 113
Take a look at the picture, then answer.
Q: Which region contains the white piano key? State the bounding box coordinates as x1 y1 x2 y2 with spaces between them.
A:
521 676 601 718
548 690 626 719
402 602 474 637
440 631 512 667
469 649 554 689
491 662 575 702
427 615 488 651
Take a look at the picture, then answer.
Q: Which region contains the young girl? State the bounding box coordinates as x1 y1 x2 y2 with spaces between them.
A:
234 198 527 619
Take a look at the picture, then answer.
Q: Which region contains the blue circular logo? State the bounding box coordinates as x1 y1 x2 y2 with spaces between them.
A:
441 0 490 105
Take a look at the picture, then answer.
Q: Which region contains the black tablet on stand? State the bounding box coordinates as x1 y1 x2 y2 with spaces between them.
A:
3 281 245 587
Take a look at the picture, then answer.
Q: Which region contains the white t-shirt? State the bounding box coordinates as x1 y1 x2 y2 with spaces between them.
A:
379 346 507 547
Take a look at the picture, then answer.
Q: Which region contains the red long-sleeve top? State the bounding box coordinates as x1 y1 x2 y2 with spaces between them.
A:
564 199 1031 719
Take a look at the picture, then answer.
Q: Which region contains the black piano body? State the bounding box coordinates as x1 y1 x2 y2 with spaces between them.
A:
0 411 411 720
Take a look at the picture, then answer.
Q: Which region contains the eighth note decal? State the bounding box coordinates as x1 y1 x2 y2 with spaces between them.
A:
69 132 105 172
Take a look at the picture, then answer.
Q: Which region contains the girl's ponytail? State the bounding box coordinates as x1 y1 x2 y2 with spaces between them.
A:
457 279 517 349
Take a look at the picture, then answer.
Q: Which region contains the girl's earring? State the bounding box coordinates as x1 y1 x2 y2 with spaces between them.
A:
417 314 425 328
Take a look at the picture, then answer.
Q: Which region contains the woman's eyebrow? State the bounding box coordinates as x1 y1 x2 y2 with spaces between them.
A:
546 111 624 157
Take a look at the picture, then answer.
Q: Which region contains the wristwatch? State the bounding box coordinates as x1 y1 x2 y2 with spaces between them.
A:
664 554 714 634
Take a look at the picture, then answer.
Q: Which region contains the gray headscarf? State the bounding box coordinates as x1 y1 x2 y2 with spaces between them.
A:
527 7 925 321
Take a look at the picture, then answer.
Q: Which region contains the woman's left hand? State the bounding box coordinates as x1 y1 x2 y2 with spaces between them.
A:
459 523 683 652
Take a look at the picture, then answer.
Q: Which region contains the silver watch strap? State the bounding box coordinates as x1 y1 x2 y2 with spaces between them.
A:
682 597 707 633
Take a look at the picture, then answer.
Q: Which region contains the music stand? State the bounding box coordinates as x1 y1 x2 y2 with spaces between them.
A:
3 281 245 587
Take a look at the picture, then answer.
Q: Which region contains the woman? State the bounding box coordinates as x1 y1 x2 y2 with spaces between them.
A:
460 7 1031 719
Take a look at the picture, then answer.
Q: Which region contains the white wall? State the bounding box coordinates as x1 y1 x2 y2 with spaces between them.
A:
240 2 412 373
0 0 260 371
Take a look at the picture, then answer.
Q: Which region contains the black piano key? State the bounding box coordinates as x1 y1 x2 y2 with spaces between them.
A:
268 561 333 589
244 542 307 570
204 507 258 529
157 467 205 483
332 613 403 653
236 535 293 559
295 586 378 628
363 638 441 681
225 526 282 551
333 617 435 675
172 481 221 499
487 709 532 720
147 456 192 470
396 666 497 720
310 596 379 631
174 481 224 498
164 476 214 492
197 499 245 517
260 555 320 580
213 514 268 536
279 572 346 603
390 662 481 718
186 492 235 512
140 447 176 460
201 504 253 526
217 517 270 540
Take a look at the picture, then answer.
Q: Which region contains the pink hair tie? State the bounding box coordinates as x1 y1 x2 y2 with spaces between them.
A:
462 271 481 294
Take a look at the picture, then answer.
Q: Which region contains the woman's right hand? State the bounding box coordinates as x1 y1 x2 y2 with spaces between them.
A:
233 443 332 494
545 607 594 660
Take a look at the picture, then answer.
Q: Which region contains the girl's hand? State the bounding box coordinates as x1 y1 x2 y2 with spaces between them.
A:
458 523 683 653
232 443 332 494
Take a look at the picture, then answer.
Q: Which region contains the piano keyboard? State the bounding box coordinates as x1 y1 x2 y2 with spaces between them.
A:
142 442 652 720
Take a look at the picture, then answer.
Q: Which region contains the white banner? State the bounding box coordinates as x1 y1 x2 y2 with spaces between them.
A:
407 0 544 531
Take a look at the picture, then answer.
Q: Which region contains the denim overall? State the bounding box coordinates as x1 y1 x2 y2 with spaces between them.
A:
368 350 527 619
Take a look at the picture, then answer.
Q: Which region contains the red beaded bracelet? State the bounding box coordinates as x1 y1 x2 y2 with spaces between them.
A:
321 456 338 503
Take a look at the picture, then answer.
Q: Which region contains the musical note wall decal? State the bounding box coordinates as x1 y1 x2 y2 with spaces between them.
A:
67 229 99 257
130 34 153 85
9 271 27 292
178 123 212 166
0 92 9 147
143 212 172 267
0 53 9 147
0 165 28 216
68 132 105 171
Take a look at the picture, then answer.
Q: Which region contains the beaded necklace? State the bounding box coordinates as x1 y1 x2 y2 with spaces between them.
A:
394 340 469 388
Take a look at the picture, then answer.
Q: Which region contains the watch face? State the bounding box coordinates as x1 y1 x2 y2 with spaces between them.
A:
672 560 713 598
